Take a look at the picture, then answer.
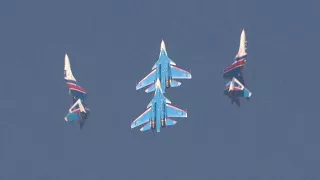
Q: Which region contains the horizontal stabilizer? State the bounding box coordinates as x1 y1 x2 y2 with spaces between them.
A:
170 65 192 79
243 87 252 98
140 122 151 131
166 104 187 118
136 69 156 90
64 112 79 122
131 107 151 129
165 118 177 126
170 80 182 87
145 83 155 93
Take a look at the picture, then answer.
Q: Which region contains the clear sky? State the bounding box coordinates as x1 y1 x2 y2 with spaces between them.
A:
0 0 319 179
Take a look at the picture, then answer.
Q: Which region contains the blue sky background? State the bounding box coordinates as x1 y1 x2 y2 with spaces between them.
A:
0 0 319 179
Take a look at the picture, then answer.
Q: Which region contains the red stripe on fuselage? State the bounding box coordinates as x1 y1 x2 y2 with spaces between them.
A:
67 83 86 94
224 59 245 73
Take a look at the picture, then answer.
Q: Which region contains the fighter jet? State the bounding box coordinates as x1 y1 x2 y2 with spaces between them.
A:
223 29 247 85
136 40 192 93
224 77 252 107
64 54 90 129
131 79 187 133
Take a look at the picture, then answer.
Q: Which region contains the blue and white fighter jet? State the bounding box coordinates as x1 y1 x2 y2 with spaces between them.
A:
131 79 187 133
136 40 192 93
64 54 90 129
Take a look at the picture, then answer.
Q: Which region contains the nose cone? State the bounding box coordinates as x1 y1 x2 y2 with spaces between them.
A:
155 79 163 93
241 28 245 35
155 79 161 88
64 53 70 71
243 88 252 98
160 39 167 53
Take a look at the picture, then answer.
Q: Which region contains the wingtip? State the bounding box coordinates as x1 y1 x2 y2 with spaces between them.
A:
145 88 153 93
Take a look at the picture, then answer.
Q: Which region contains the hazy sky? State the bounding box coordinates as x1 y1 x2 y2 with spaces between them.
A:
0 0 319 179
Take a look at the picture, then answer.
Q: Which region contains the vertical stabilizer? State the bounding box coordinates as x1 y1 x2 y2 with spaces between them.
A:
232 77 244 90
229 79 234 91
78 99 86 113
236 29 247 59
68 99 86 113
64 54 76 81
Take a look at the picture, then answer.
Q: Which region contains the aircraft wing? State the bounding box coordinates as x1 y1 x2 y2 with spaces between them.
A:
131 107 152 129
166 104 187 118
136 69 157 90
170 65 192 79
140 122 152 131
